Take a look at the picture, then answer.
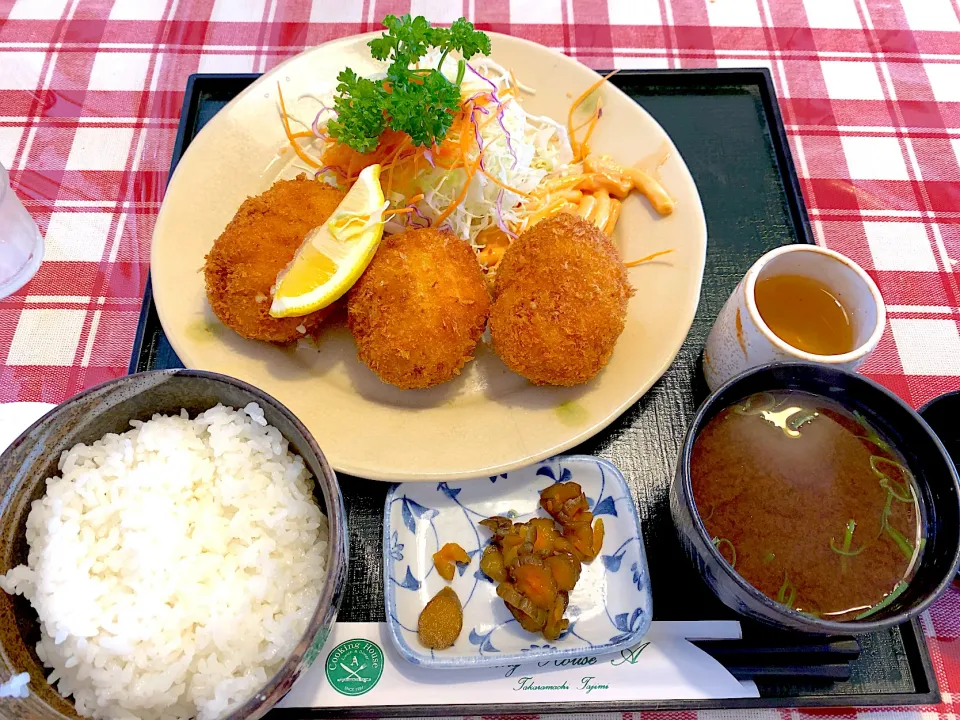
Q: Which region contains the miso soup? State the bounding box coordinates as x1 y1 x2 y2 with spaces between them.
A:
691 390 924 621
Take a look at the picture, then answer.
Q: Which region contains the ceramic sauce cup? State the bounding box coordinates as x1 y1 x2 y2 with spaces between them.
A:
703 245 885 391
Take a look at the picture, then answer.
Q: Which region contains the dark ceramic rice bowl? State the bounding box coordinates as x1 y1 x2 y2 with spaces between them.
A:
0 370 348 719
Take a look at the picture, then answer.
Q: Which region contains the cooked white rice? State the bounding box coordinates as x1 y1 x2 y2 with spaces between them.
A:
0 403 329 720
0 671 30 698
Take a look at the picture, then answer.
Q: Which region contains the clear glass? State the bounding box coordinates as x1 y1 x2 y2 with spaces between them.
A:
0 163 44 298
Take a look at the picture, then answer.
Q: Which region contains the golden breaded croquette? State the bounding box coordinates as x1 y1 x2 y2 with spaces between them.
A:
204 175 345 343
347 228 491 389
490 214 633 386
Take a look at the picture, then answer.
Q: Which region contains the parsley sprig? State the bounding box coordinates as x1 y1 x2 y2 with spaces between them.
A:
326 15 491 153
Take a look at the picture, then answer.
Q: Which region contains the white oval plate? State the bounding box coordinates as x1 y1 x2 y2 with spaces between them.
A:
150 32 707 482
383 456 652 668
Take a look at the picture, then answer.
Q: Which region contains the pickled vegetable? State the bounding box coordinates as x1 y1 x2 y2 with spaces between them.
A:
433 542 471 581
498 581 548 631
592 518 605 558
418 586 463 650
540 482 590 525
564 522 596 561
506 599 547 633
544 552 581 592
543 591 570 641
479 481 603 641
531 518 561 555
552 534 574 553
479 516 514 538
540 481 582 510
480 545 506 582
501 533 524 566
512 563 558 610
529 517 555 530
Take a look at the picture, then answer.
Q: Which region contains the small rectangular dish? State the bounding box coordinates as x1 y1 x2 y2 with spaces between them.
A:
383 455 652 668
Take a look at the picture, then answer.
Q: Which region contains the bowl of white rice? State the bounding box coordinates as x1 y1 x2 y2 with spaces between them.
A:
0 369 347 720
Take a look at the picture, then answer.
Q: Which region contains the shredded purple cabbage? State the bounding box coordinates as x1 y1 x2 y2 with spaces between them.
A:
466 62 514 173
410 205 431 228
466 62 500 98
311 104 336 137
493 190 518 239
471 110 486 170
473 118 484 153
496 106 518 170
423 150 435 168
493 189 506 231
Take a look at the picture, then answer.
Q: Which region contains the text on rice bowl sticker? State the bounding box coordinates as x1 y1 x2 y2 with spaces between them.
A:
325 639 384 696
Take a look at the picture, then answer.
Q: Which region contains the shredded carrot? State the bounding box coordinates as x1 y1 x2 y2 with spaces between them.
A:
624 249 675 267
529 173 587 197
435 141 457 158
380 153 413 175
479 168 531 198
428 112 527 224
291 130 316 139
460 116 474 158
434 147 485 227
346 152 356 182
298 85 536 229
278 84 321 169
384 138 411 200
479 98 514 129
580 97 603 158
568 70 618 162
572 113 597 135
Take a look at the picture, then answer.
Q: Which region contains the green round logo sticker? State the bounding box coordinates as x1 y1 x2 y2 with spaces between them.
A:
325 639 384 696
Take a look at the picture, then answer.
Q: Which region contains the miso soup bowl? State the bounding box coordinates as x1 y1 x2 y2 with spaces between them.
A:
670 362 960 635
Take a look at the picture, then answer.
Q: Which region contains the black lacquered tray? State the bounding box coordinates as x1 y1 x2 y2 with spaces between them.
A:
130 69 939 715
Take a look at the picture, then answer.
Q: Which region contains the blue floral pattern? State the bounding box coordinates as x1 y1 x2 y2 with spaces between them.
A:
388 530 404 562
383 455 653 669
467 627 500 654
522 643 555 651
608 607 647 645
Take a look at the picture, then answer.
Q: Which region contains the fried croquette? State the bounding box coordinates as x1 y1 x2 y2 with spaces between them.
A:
204 175 345 343
490 213 633 386
347 228 491 390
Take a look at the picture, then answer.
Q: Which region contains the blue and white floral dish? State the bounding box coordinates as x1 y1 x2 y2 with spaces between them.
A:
383 455 652 669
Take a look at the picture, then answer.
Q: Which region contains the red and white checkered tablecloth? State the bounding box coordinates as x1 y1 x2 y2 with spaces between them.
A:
1 0 959 717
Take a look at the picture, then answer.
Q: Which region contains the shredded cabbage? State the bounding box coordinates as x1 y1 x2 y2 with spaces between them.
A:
384 55 573 247
302 54 573 250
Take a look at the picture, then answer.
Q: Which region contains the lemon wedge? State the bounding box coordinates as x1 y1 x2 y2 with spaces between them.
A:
270 164 387 318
